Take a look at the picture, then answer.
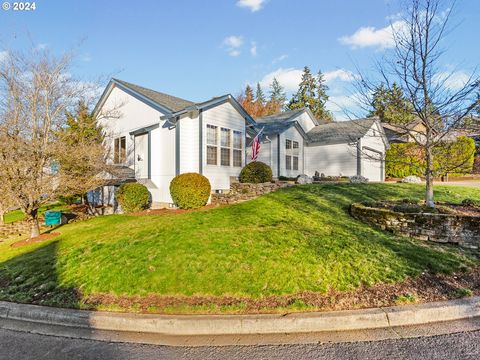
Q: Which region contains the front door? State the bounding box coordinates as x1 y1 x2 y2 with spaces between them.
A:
134 133 149 179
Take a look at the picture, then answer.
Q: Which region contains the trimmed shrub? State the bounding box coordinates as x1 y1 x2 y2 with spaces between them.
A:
239 161 273 183
385 143 424 178
170 173 211 209
116 183 150 213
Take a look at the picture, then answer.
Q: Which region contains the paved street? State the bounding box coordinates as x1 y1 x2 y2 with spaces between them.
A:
1 328 479 360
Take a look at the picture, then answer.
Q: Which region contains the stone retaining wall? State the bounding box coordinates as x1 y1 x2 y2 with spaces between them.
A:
211 181 293 205
0 221 36 240
350 202 480 249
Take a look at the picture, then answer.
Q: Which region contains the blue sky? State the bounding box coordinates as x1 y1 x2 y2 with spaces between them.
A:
0 0 478 119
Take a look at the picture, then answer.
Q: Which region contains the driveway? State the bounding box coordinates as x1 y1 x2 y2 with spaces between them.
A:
1 328 480 360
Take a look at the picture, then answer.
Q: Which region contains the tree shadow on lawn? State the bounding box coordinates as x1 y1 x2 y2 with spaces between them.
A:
0 241 82 308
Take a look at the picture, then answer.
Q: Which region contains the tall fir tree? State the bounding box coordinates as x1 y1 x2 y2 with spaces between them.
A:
369 83 414 124
288 66 316 111
266 77 287 115
255 82 266 105
313 70 333 122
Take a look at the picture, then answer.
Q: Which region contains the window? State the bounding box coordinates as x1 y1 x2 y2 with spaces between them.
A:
114 136 126 164
220 128 231 166
285 139 299 171
206 125 218 165
292 156 299 170
286 155 292 170
233 130 243 167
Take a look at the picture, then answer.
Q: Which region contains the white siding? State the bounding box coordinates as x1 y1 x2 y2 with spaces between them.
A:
278 126 304 178
202 101 246 190
295 111 317 133
179 115 200 173
98 85 177 203
305 142 358 177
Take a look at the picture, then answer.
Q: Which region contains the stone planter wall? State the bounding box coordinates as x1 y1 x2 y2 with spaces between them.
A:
211 181 293 205
0 220 48 240
350 202 480 249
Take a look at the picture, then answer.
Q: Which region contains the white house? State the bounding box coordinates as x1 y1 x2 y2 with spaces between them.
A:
93 79 388 209
94 78 255 207
248 108 389 182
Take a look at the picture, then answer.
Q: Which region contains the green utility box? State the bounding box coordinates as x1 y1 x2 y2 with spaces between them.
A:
44 211 63 226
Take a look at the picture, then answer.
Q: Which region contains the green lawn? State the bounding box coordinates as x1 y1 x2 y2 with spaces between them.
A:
3 202 67 224
0 183 479 313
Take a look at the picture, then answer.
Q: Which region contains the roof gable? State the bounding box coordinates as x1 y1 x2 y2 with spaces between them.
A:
307 118 378 145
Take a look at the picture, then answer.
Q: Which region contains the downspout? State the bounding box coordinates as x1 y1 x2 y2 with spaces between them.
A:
356 138 362 176
148 131 151 179
277 134 281 178
199 110 203 174
175 116 180 176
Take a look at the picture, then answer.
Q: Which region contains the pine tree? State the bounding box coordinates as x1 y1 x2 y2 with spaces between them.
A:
266 77 286 115
288 66 316 111
369 83 413 124
312 70 333 122
255 83 265 105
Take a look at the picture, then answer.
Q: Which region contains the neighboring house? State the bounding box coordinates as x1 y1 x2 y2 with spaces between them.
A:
382 119 428 144
94 78 255 207
248 109 389 182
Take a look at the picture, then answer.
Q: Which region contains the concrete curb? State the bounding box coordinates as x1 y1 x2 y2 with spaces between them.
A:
1 297 480 338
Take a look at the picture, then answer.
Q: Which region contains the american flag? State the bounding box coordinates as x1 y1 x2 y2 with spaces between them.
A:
251 127 264 161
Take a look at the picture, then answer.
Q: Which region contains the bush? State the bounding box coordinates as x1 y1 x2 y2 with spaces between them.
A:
170 173 211 209
349 175 369 184
385 143 424 178
239 161 273 183
116 183 150 213
462 198 480 207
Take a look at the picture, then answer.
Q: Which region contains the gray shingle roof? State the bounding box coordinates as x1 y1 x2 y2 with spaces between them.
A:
256 108 306 124
114 79 194 112
307 118 376 144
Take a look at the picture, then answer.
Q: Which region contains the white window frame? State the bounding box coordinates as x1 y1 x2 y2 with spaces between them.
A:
206 124 218 166
114 136 126 164
233 130 243 167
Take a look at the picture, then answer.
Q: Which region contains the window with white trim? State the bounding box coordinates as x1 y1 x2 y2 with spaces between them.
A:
233 130 243 167
114 136 126 164
292 141 299 170
220 127 231 166
206 124 218 165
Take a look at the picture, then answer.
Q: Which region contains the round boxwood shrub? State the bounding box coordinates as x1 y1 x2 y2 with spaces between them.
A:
116 182 151 213
239 161 273 183
170 173 211 209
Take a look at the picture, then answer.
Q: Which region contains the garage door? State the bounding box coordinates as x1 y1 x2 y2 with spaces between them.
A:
362 147 383 182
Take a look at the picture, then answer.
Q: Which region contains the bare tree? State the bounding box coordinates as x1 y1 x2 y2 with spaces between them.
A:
356 0 479 207
0 48 114 237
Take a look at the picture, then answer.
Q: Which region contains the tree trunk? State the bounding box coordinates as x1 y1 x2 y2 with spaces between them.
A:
0 212 4 224
29 209 40 238
425 147 435 208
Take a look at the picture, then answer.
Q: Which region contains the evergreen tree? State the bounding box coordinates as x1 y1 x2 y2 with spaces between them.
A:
255 82 265 105
313 70 333 122
369 83 414 124
266 77 286 115
288 66 316 111
245 84 254 103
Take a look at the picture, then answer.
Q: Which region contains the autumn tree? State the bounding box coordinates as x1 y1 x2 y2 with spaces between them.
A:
356 0 479 207
0 48 113 237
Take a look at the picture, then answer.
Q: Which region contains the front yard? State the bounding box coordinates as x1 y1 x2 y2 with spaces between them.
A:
0 183 479 314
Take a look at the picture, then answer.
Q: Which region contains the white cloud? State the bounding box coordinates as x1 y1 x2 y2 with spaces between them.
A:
229 49 241 57
259 67 356 92
339 20 405 50
236 0 266 12
223 35 243 57
324 69 357 83
272 54 288 64
0 51 8 63
326 93 363 121
259 68 304 92
434 71 470 91
250 42 257 56
223 35 243 48
35 43 48 50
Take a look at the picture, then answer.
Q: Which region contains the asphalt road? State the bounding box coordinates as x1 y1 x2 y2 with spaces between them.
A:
1 328 479 360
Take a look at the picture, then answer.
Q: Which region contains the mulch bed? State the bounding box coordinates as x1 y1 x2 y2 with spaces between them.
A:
83 267 480 314
10 232 60 248
130 204 222 217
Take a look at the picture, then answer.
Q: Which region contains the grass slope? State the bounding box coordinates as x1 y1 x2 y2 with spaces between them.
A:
0 183 478 312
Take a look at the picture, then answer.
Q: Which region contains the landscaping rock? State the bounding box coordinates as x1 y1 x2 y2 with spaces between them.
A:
211 181 293 205
349 175 369 184
401 175 422 183
296 174 312 185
